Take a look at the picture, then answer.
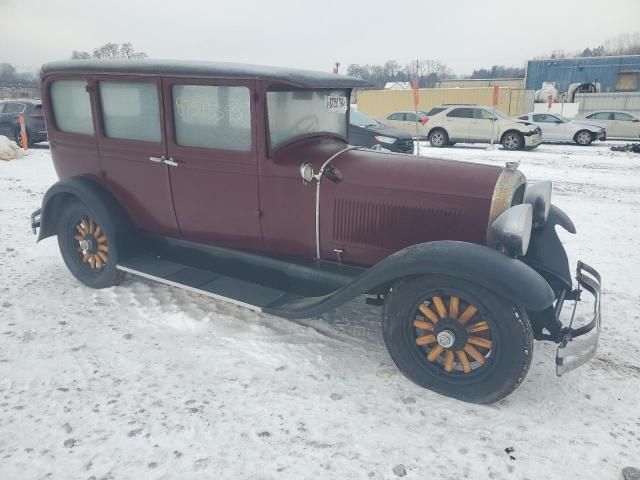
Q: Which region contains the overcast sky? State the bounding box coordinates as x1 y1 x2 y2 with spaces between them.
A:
1 0 639 75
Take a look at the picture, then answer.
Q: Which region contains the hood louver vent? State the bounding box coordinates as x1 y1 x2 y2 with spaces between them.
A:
333 199 461 250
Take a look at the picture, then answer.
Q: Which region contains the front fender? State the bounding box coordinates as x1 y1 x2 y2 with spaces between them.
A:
265 240 555 319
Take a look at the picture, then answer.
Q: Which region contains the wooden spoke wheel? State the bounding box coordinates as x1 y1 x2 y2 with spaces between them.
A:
74 217 109 271
382 275 533 404
413 294 493 375
56 200 125 289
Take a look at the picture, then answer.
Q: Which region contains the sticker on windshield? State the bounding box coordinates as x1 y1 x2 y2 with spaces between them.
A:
327 96 347 114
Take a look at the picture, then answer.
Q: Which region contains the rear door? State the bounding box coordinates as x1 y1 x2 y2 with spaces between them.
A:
443 107 472 141
162 77 262 250
93 75 179 235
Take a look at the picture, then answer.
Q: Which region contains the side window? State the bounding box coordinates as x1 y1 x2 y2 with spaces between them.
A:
425 107 446 116
533 114 554 123
587 112 611 120
172 85 251 151
405 113 417 122
518 115 529 121
613 112 633 121
50 80 94 135
99 81 161 142
447 108 473 118
388 113 402 121
473 109 494 119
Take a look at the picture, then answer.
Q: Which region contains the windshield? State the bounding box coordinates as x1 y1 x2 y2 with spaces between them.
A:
350 109 379 127
267 89 348 150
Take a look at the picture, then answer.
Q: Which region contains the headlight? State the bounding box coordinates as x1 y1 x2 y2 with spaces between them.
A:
524 181 551 227
374 135 397 144
490 204 533 257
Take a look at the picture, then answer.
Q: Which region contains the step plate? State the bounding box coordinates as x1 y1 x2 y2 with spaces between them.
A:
118 254 288 312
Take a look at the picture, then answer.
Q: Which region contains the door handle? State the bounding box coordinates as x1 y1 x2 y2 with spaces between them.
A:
149 155 165 164
164 157 178 167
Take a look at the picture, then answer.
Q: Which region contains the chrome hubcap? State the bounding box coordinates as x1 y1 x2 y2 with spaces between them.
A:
437 330 456 348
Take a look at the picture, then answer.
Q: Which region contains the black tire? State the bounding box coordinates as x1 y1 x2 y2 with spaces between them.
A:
429 129 449 148
382 275 533 404
574 130 593 146
57 199 126 289
501 131 524 150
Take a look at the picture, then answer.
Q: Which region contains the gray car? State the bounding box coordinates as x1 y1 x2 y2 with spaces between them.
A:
0 99 48 147
517 112 606 145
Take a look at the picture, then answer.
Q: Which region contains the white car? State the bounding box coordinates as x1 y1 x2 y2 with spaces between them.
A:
516 112 606 146
580 111 640 139
424 105 543 150
377 110 430 138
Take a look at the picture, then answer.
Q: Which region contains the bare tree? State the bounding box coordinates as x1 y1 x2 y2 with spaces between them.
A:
71 42 148 60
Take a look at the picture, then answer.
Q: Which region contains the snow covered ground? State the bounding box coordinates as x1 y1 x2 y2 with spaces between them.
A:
1 142 639 480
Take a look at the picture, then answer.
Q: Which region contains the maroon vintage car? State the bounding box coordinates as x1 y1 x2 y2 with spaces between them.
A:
31 60 601 403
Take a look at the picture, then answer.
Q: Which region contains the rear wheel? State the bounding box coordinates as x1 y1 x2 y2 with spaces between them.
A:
502 131 524 150
575 130 593 146
57 200 126 288
429 129 449 148
382 275 533 404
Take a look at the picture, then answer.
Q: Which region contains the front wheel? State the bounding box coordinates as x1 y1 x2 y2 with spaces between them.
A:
382 275 533 404
57 200 126 289
502 132 524 150
575 130 593 146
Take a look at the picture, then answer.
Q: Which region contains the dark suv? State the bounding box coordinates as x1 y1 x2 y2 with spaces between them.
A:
0 98 48 147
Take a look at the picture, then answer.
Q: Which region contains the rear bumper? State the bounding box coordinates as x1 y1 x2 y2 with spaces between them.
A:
555 261 601 376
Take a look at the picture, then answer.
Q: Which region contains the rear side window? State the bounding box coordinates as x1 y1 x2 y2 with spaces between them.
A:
172 85 251 151
50 80 94 135
99 81 161 142
587 112 612 120
518 115 529 120
4 102 26 114
425 107 446 116
613 112 633 121
447 108 473 118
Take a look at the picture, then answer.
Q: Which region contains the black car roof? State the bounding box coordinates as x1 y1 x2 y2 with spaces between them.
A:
41 59 370 89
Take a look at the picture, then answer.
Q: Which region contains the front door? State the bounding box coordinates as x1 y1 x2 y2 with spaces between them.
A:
162 77 262 250
468 108 496 141
93 75 179 235
532 113 566 141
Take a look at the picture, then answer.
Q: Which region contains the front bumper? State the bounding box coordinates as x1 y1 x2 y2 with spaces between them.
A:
524 133 543 148
555 261 601 376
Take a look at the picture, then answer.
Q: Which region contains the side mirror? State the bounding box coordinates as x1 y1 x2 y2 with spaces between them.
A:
299 163 314 183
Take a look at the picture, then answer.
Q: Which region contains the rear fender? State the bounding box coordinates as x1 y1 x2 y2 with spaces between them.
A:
266 240 555 319
37 176 132 246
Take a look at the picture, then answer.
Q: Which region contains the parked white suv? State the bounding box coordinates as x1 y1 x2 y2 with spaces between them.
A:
424 105 543 150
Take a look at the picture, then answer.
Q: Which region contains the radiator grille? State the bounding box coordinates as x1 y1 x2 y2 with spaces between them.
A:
333 199 461 250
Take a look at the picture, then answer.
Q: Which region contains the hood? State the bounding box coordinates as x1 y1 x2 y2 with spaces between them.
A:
351 121 412 139
273 137 526 265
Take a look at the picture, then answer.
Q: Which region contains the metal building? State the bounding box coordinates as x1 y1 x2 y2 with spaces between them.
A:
525 55 640 93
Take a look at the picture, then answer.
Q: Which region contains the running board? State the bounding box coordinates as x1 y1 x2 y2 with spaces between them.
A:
117 254 292 312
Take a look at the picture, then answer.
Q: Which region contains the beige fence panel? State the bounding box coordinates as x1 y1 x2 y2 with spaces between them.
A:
357 87 531 118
